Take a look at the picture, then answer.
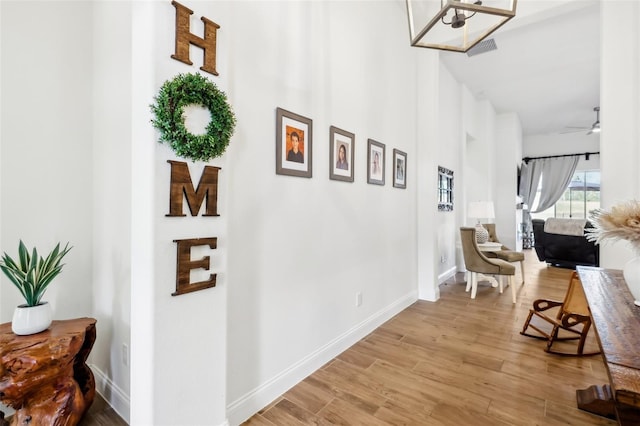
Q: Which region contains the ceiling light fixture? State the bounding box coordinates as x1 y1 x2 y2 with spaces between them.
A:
406 0 517 53
588 106 600 134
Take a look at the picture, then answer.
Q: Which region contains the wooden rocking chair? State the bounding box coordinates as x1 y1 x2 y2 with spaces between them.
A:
520 271 600 356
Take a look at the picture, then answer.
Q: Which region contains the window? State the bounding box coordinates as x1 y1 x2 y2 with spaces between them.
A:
438 166 454 211
531 170 600 220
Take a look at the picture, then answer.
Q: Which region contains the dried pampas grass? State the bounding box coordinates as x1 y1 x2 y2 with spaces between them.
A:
586 200 640 250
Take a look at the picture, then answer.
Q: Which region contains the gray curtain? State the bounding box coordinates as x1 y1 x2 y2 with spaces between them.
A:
534 156 580 213
519 160 543 231
519 155 580 231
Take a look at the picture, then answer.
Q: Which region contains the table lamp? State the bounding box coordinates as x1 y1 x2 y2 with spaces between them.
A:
468 201 495 243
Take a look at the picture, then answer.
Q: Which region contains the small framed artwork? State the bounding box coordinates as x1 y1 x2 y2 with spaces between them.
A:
438 166 454 211
367 139 385 185
393 149 407 189
276 107 312 178
329 126 355 182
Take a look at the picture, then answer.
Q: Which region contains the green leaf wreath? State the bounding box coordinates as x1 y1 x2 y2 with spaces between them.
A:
151 73 236 162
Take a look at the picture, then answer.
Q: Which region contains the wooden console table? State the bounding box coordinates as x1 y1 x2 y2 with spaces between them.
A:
0 317 97 426
576 266 640 425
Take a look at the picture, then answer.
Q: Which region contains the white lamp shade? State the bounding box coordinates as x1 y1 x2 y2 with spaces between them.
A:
468 201 495 220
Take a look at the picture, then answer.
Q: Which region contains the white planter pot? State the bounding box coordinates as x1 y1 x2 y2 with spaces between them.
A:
12 301 52 335
623 256 640 304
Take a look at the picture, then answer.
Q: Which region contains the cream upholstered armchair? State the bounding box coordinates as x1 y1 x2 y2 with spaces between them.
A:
483 223 525 285
460 227 517 303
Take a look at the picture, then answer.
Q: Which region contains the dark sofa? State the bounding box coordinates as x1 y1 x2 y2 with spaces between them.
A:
532 218 599 268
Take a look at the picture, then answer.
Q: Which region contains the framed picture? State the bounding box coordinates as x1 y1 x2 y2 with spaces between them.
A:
438 166 454 211
367 139 385 185
393 149 407 189
276 107 312 178
329 126 355 182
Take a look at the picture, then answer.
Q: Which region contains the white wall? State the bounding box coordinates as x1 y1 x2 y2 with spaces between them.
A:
92 2 133 421
130 3 232 425
600 0 640 268
495 113 522 250
434 64 461 282
524 132 601 171
433 61 522 278
416 47 440 301
0 0 96 416
0 0 94 321
223 1 419 423
129 1 157 423
455 85 510 271
467 99 497 207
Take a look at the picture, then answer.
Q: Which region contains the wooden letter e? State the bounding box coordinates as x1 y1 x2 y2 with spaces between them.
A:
173 237 217 296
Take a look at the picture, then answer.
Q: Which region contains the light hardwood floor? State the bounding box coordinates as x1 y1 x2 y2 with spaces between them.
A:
243 251 616 425
1 393 127 426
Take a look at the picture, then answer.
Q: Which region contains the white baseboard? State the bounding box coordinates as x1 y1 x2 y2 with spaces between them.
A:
226 291 418 425
438 266 457 284
90 364 130 424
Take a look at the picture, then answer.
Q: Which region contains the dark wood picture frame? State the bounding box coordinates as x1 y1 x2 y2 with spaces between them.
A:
276 107 312 178
367 139 385 185
393 149 407 189
329 126 355 182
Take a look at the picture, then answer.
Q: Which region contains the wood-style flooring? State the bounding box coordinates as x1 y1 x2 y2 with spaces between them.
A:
243 251 616 425
79 393 128 426
1 393 127 426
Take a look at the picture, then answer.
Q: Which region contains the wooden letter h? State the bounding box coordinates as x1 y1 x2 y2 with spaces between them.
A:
171 0 220 76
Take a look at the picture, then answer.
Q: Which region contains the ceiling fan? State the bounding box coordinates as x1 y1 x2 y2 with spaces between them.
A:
587 107 600 134
560 107 600 135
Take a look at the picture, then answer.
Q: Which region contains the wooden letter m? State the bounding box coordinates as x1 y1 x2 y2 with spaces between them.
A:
167 160 220 217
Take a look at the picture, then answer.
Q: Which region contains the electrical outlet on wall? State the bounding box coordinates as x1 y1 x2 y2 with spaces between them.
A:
440 255 446 264
356 292 362 307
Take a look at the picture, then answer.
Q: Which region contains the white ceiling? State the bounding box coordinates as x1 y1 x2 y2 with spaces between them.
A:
437 0 600 136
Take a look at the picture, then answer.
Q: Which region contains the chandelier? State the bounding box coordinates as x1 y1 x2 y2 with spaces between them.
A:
406 0 517 52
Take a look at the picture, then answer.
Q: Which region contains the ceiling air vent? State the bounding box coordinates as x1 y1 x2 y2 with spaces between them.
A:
466 38 497 57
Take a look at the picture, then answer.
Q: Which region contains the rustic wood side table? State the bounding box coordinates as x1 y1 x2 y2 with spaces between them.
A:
576 267 640 425
0 317 97 426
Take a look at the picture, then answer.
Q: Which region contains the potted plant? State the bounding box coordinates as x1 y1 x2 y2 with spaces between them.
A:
0 240 72 335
